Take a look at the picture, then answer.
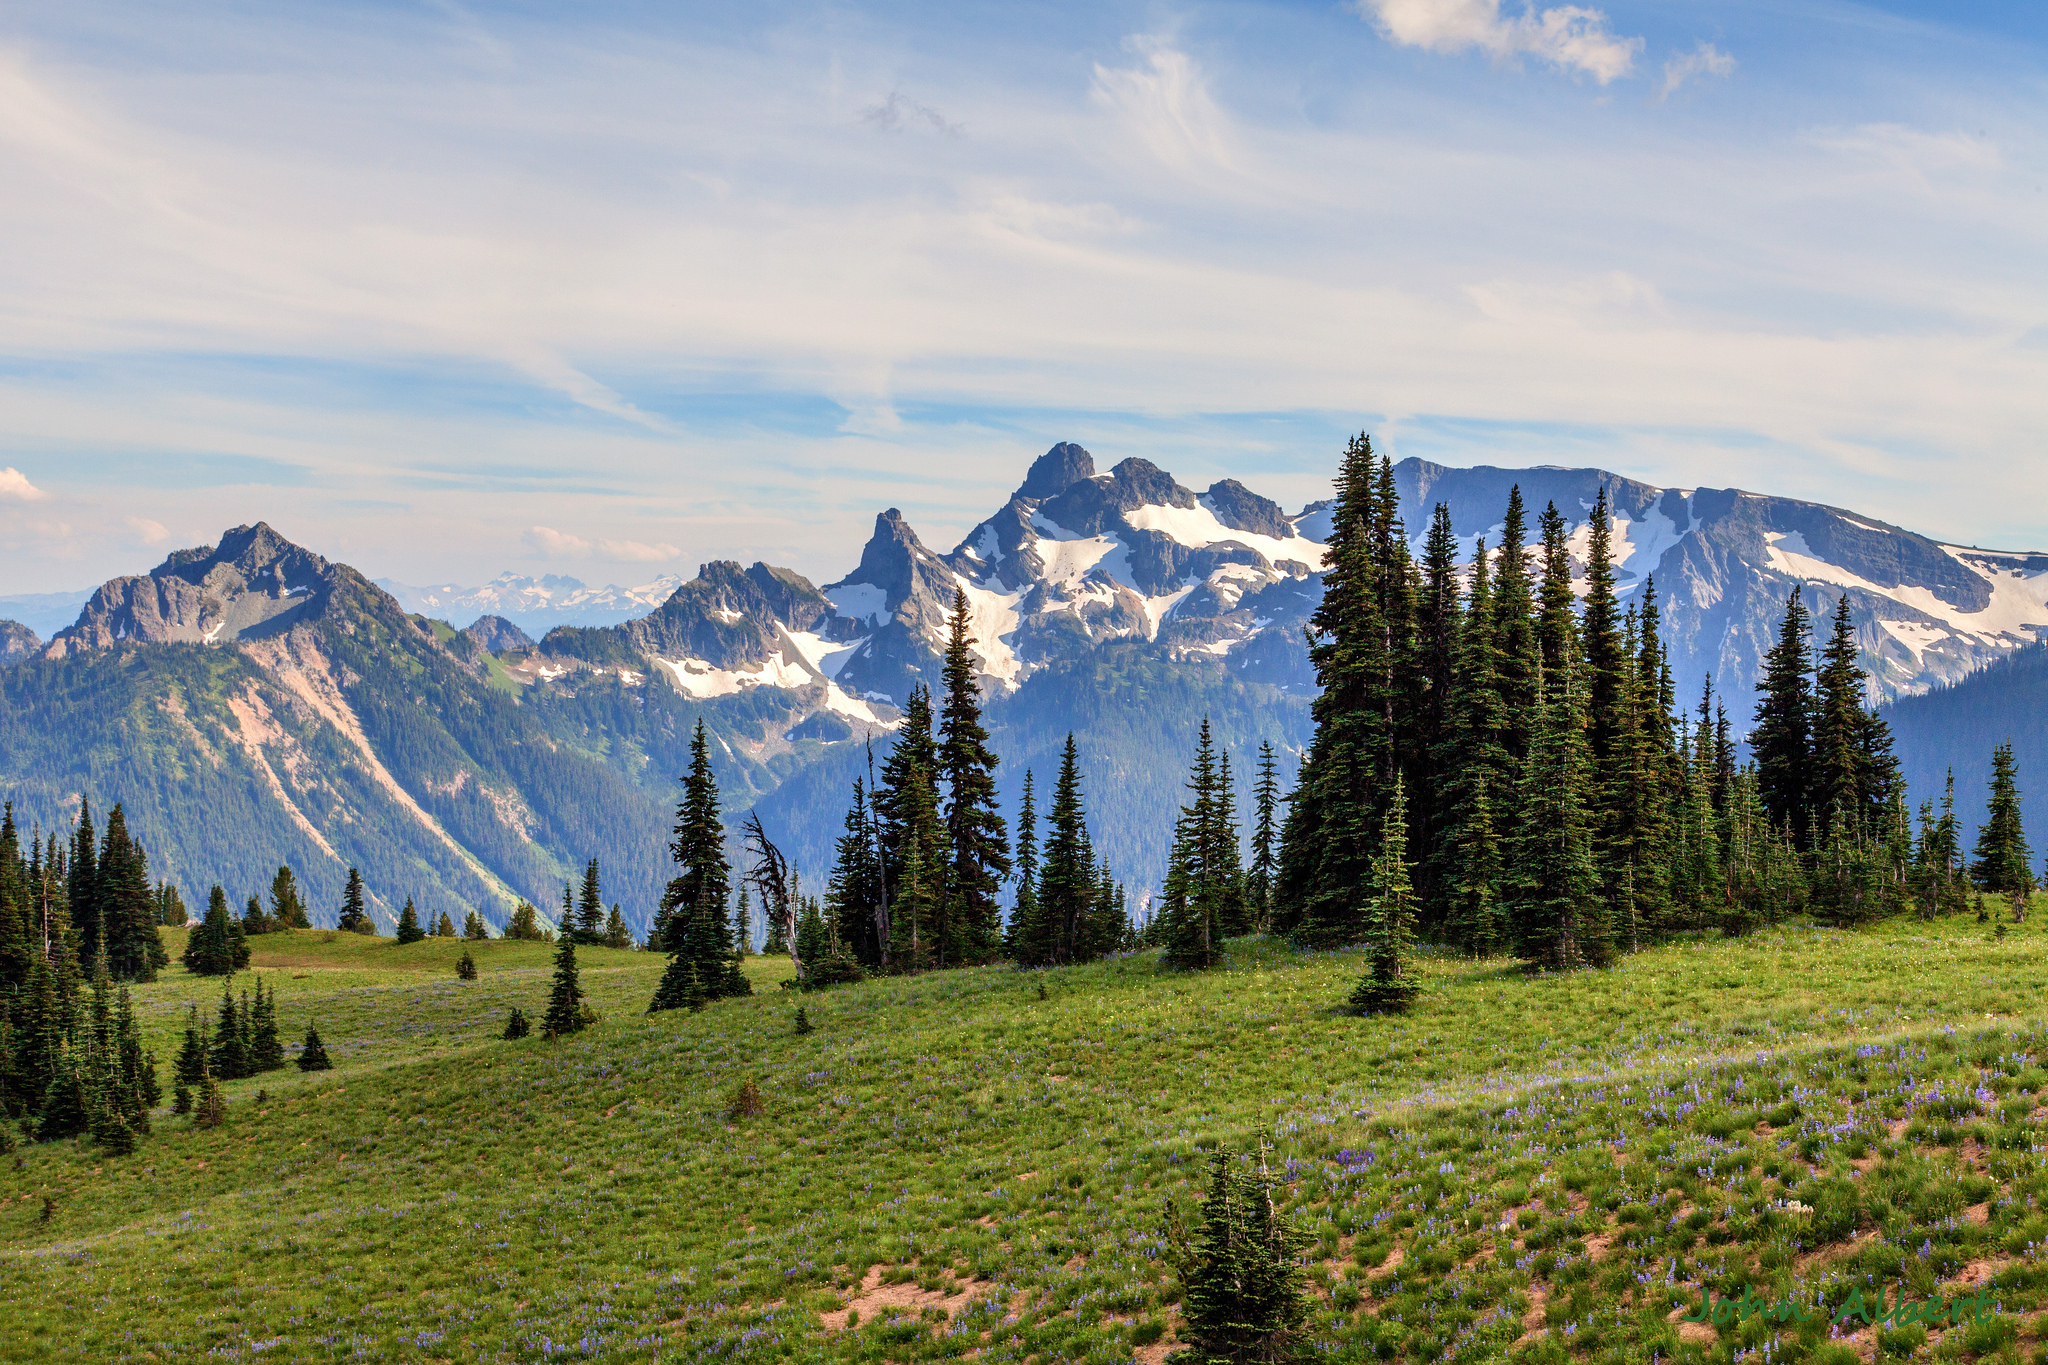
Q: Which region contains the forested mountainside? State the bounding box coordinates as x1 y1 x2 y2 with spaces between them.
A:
1882 638 2048 864
2 442 2041 934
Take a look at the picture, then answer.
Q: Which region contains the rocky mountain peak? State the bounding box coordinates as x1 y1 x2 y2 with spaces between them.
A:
47 523 339 656
1014 442 1096 501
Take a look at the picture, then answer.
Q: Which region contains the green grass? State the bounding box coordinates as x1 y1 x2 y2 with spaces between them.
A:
8 911 2048 1363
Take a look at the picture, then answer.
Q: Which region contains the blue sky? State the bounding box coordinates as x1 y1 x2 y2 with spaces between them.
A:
0 0 2042 594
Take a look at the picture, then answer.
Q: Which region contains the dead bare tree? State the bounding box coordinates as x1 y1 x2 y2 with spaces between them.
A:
742 812 801 982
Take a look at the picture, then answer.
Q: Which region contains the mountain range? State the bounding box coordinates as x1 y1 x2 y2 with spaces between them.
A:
374 572 687 636
3 442 2042 935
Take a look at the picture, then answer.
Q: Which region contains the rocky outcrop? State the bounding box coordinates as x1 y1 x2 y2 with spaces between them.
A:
462 615 535 655
0 620 40 668
46 523 333 656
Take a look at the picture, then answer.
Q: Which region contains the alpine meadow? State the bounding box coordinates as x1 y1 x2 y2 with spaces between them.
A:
5 2 2047 1362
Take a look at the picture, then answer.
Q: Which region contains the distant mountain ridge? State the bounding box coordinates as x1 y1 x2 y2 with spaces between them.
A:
375 571 686 635
8 442 2045 931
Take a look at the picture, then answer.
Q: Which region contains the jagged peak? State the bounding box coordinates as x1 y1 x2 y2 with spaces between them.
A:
1014 442 1096 501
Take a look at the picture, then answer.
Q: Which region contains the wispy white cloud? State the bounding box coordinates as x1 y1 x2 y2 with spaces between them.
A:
523 525 680 563
1660 42 1735 100
124 515 169 544
0 2 2041 589
0 467 48 502
1356 0 1642 83
1091 37 1237 172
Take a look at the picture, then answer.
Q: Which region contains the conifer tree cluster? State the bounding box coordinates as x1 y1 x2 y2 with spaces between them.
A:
1011 736 1130 967
0 803 174 1149
1156 720 1247 970
174 978 285 1083
1270 434 1955 978
1166 1150 1312 1365
814 590 1096 979
648 721 751 1012
183 886 252 976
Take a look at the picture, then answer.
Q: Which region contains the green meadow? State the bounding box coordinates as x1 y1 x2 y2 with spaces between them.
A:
8 912 2048 1364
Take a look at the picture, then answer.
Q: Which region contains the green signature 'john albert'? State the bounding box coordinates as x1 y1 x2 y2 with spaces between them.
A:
1678 1282 1996 1329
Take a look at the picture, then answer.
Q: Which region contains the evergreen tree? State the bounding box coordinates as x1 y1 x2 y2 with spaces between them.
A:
462 910 491 941
575 859 606 945
938 587 1010 963
155 881 188 928
1008 769 1039 956
1506 647 1610 971
1811 594 1865 828
269 865 311 929
395 896 424 945
605 906 632 949
503 901 545 940
1025 735 1095 966
875 687 946 970
1972 742 2033 894
1246 745 1280 933
1210 748 1249 938
1753 586 1815 850
97 804 162 981
456 948 478 980
297 1024 332 1071
249 980 284 1072
1411 502 1463 916
1491 487 1539 776
173 1005 209 1090
241 893 271 937
1348 776 1421 1014
1435 534 1510 949
1168 1150 1312 1365
435 912 456 938
655 721 744 996
541 932 586 1036
500 1008 531 1040
210 982 249 1080
69 798 100 973
1158 728 1224 971
1275 434 1394 947
336 868 370 933
826 781 886 967
183 886 247 976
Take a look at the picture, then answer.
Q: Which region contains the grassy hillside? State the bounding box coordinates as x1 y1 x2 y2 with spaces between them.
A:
8 915 2048 1363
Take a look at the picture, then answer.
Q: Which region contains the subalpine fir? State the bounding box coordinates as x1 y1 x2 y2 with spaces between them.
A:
938 588 1010 964
654 721 747 997
336 867 370 933
875 687 946 970
541 932 586 1036
1273 434 1406 947
1349 776 1421 1013
395 896 424 944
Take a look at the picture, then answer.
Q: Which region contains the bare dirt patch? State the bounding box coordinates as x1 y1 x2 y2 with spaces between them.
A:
819 1265 989 1334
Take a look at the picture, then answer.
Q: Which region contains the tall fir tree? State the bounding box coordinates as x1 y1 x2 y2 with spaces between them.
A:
1274 434 1393 947
1008 769 1039 955
1506 645 1611 971
656 721 747 997
1245 744 1280 934
1753 586 1815 850
826 782 886 967
336 867 369 933
1972 742 2033 894
1021 735 1093 966
938 587 1011 963
541 932 587 1036
1348 775 1421 1013
270 865 311 929
875 687 947 970
395 896 424 944
575 859 606 945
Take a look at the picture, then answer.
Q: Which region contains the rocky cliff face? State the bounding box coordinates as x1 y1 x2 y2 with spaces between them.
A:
0 621 40 668
46 523 335 655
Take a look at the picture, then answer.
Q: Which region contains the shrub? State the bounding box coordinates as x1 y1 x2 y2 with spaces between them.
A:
726 1079 766 1120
